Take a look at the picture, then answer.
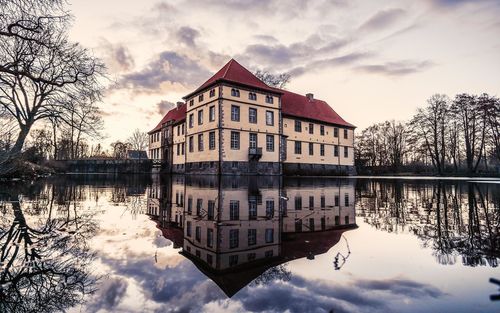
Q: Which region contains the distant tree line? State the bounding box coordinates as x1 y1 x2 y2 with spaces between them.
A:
355 93 500 175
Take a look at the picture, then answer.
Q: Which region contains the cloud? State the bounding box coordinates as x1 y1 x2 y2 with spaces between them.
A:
359 8 406 32
156 100 176 115
355 60 435 76
356 277 448 298
87 276 128 311
176 26 201 47
116 52 211 93
289 51 372 76
98 39 135 72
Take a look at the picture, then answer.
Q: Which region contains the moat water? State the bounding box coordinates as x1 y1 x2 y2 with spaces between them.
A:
1 175 499 313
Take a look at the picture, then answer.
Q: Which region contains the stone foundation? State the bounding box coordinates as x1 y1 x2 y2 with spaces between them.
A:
184 161 281 175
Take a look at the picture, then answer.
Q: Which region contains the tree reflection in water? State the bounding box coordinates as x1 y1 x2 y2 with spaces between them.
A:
356 179 500 267
0 183 99 313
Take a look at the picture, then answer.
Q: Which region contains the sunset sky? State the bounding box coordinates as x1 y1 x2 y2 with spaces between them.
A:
68 0 500 145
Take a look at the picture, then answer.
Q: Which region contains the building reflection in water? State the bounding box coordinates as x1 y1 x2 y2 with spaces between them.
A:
147 175 357 297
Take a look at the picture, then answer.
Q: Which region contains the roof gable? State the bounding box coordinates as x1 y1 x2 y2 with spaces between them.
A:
184 59 278 99
148 103 187 134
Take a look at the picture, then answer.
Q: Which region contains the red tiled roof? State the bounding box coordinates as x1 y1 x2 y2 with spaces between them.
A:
148 103 186 134
151 59 354 132
183 59 279 99
279 89 355 128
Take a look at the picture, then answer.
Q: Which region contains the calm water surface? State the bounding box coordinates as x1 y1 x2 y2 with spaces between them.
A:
0 175 499 313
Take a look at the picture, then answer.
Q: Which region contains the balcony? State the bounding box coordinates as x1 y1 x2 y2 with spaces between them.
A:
248 147 262 160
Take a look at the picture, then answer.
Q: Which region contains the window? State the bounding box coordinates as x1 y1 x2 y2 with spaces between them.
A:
248 253 256 261
196 199 203 216
345 193 349 206
345 215 349 225
207 200 215 220
320 144 325 156
309 218 315 231
186 221 192 237
309 123 314 134
309 143 314 156
207 228 213 247
189 136 193 152
209 89 215 97
266 200 274 218
320 125 325 136
181 142 185 155
198 110 203 125
334 195 339 207
181 124 185 135
294 141 302 154
177 125 180 136
266 111 274 126
321 195 325 208
248 229 257 246
266 135 274 152
187 197 193 214
198 134 204 151
231 88 240 97
249 108 257 123
309 196 314 208
207 254 213 265
198 94 204 102
335 215 340 225
334 145 339 157
334 127 339 138
249 200 257 219
295 219 302 232
209 105 215 122
189 113 194 128
230 131 240 150
294 120 302 132
265 95 273 104
248 92 257 100
265 229 274 243
229 229 239 249
229 255 238 266
230 200 239 220
189 99 194 106
295 196 302 210
344 146 349 158
231 105 240 121
265 250 273 258
209 131 215 150
344 129 348 139
249 133 257 149
195 226 201 242
176 143 180 156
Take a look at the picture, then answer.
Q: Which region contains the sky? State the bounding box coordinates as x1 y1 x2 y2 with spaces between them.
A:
67 0 500 145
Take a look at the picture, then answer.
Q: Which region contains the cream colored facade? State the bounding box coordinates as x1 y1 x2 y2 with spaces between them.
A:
148 60 355 175
283 117 354 166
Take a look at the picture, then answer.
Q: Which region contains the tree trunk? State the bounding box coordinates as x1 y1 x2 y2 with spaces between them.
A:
10 123 32 155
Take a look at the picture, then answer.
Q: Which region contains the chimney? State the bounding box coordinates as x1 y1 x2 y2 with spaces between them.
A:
176 101 183 109
306 93 314 101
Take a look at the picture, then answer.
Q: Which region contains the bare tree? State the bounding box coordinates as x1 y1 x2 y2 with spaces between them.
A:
111 141 130 159
0 0 106 162
254 69 291 89
409 94 450 175
127 129 148 151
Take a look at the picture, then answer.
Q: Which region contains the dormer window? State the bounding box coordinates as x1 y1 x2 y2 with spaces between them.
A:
209 89 215 97
231 88 240 97
189 99 194 106
265 95 273 104
248 92 257 101
198 94 204 102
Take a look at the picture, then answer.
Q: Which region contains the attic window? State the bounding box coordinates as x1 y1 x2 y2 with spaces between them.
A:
189 99 194 106
265 95 273 104
248 92 257 100
198 94 204 102
231 88 240 97
210 89 215 97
